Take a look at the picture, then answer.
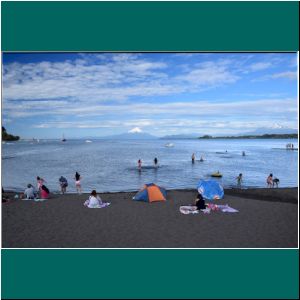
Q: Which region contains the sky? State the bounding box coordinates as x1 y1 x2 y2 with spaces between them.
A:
1 52 298 139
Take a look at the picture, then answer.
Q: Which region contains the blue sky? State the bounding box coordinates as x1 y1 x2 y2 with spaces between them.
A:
2 52 298 138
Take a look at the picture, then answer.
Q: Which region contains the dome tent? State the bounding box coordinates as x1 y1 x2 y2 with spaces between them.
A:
133 183 167 202
197 179 224 201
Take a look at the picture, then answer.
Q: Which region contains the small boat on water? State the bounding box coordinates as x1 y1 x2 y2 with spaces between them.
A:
211 172 222 178
85 140 92 143
165 143 174 148
61 134 66 142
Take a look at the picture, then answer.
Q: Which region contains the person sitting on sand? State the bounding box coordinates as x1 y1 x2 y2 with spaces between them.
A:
84 190 110 208
59 176 68 194
40 185 50 199
236 173 243 188
74 172 82 194
24 184 36 199
2 187 10 203
195 192 206 210
267 173 273 188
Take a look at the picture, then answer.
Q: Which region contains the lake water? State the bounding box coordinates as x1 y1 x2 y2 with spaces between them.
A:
1 138 298 193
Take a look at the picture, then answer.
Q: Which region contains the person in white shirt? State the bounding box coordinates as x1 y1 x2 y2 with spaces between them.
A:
84 190 103 208
24 184 36 199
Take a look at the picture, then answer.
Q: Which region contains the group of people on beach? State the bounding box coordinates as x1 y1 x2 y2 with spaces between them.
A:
5 147 281 201
21 172 83 199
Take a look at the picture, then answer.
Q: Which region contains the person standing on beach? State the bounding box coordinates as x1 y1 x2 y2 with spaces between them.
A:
236 173 243 188
59 176 68 194
138 159 142 171
267 173 273 188
36 176 46 197
74 172 82 194
191 153 195 163
154 157 158 168
36 176 45 190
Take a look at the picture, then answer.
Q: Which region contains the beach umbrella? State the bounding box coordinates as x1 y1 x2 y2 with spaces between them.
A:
133 183 166 203
197 179 224 201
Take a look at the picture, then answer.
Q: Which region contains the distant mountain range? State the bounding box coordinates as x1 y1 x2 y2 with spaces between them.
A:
78 127 297 140
242 127 298 136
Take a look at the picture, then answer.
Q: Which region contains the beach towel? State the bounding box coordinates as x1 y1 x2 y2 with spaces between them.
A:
217 204 239 213
179 206 199 215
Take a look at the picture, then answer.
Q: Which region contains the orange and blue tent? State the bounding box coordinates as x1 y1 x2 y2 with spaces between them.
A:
133 183 167 202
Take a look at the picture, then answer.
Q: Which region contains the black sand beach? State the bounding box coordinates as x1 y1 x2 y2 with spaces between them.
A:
2 188 298 248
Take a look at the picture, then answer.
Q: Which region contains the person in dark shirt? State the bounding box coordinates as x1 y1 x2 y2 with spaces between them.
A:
59 176 68 194
195 193 206 210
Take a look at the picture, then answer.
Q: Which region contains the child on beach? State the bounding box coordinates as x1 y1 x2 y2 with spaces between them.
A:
267 173 273 188
59 176 68 194
74 172 82 194
23 184 36 199
236 173 243 188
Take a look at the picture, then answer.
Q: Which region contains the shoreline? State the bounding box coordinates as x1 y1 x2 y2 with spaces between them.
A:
3 187 298 204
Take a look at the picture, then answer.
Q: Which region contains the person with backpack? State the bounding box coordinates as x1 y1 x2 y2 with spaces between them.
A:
59 176 68 194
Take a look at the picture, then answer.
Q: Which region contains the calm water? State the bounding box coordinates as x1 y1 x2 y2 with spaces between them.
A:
2 139 298 193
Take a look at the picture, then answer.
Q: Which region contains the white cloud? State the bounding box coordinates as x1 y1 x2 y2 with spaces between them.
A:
253 71 297 82
249 62 272 71
176 61 239 87
271 71 297 80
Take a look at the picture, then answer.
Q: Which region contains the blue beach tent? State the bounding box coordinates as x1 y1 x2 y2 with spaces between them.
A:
197 179 224 201
133 183 167 202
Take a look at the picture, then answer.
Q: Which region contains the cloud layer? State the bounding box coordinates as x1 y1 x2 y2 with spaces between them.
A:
2 53 298 137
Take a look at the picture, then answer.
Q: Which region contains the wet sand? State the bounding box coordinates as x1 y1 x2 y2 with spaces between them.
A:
2 188 298 248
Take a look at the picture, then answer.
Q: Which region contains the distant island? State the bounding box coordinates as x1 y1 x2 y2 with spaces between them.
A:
198 133 298 139
2 126 20 141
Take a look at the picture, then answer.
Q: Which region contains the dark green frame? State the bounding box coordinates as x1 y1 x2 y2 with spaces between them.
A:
1 1 299 299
